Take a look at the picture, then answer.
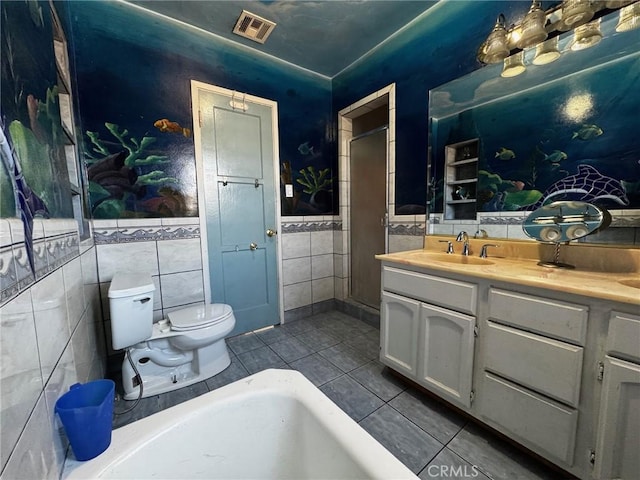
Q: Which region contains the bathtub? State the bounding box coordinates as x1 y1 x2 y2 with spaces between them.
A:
63 369 417 479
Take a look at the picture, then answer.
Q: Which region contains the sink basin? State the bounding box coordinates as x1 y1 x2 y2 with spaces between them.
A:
619 279 640 289
409 252 495 266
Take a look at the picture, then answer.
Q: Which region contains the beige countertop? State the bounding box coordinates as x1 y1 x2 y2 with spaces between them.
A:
376 237 640 306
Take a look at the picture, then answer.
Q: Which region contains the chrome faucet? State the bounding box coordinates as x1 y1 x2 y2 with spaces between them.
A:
456 231 470 256
480 243 500 258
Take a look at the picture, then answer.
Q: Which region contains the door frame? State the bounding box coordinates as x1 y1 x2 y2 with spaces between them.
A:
337 83 395 302
190 80 284 324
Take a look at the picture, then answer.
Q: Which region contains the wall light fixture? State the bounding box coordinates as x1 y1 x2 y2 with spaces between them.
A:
477 0 640 77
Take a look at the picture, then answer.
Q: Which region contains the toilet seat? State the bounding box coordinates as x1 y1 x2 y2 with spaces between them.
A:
168 304 234 331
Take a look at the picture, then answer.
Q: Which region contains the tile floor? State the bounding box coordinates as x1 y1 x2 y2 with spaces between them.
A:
111 310 572 480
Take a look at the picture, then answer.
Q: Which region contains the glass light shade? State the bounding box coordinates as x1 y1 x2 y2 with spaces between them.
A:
562 0 595 27
478 15 510 64
571 19 603 50
616 2 640 32
517 1 548 49
501 52 527 77
533 37 561 65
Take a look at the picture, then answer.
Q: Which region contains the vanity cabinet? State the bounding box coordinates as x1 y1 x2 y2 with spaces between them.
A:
592 311 640 480
380 265 477 409
378 251 639 480
478 288 588 466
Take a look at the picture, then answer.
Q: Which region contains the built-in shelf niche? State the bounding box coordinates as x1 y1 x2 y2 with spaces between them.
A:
445 138 479 220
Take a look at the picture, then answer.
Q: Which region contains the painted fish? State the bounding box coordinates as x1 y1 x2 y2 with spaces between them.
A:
495 147 515 160
154 118 191 137
298 141 315 156
507 180 525 192
572 124 603 140
531 165 629 209
543 150 568 164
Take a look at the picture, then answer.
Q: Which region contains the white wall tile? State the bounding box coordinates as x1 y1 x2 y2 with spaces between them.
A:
0 290 43 471
31 270 70 382
44 345 76 470
96 242 159 282
71 314 92 384
282 257 311 286
160 271 204 309
311 254 334 279
312 277 334 303
80 249 99 285
1 394 58 480
310 231 333 255
281 232 311 259
63 257 85 331
157 238 203 274
388 235 423 253
283 281 312 311
333 254 343 278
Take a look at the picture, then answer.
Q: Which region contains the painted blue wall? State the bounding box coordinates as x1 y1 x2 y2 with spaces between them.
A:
67 1 334 218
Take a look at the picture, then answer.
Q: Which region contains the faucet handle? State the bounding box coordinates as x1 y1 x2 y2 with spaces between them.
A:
438 240 455 254
480 243 500 258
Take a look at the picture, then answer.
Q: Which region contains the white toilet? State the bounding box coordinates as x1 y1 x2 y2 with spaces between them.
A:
108 272 236 400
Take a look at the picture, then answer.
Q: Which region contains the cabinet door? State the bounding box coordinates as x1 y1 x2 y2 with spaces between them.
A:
418 303 475 408
593 356 640 480
380 291 420 378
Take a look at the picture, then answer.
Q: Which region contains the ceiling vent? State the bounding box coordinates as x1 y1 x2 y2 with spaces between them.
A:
232 10 276 44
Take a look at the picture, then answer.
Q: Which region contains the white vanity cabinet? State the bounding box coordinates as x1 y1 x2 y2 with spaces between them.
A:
378 252 640 480
593 311 640 480
380 265 477 409
477 288 588 466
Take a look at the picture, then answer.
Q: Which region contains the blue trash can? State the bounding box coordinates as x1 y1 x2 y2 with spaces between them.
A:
55 379 115 461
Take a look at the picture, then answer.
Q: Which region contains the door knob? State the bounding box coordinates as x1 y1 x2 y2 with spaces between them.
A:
266 228 277 237
250 242 258 250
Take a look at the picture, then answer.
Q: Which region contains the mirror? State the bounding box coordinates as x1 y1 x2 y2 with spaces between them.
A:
427 12 640 247
522 201 610 243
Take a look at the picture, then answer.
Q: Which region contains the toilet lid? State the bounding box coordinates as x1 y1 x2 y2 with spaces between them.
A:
168 304 233 331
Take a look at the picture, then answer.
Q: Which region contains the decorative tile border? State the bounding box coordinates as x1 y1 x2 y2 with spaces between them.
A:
1 218 79 307
281 221 341 234
388 223 426 236
93 219 200 245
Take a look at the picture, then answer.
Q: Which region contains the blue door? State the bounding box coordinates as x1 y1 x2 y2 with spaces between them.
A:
195 86 279 335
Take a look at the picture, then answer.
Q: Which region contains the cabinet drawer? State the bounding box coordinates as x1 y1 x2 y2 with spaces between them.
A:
606 311 640 363
489 288 588 345
480 372 578 466
383 266 477 315
484 322 583 407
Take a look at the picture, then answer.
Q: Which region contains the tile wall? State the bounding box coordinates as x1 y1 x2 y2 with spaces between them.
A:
0 219 104 479
281 217 338 321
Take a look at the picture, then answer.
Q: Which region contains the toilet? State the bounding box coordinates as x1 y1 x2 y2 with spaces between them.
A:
108 272 236 400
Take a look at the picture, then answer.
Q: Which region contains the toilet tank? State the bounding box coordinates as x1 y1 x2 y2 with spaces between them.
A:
108 273 155 350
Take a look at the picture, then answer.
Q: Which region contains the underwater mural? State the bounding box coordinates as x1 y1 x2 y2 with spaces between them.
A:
68 0 334 219
84 121 194 218
1 1 74 273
